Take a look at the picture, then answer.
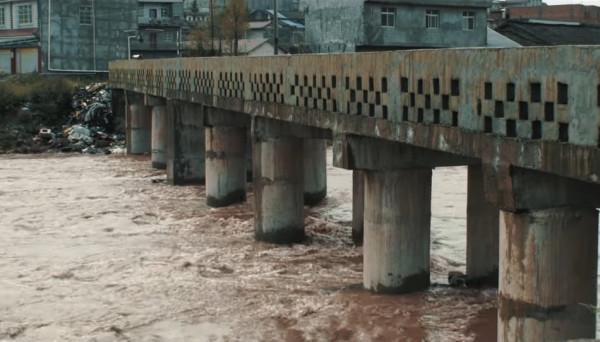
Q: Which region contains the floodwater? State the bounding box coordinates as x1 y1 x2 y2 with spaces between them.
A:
1 151 501 341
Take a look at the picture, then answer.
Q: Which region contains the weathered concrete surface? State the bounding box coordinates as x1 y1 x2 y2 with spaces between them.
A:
110 46 600 187
166 101 205 185
352 170 365 245
151 104 168 169
205 126 247 207
466 164 499 287
303 139 327 206
128 103 151 155
498 207 598 341
363 169 432 293
254 137 305 243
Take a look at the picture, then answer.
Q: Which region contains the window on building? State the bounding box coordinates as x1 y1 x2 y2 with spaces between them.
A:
381 7 395 28
463 11 475 31
425 9 440 29
149 8 158 19
17 4 33 26
80 6 92 25
161 6 171 18
0 7 5 27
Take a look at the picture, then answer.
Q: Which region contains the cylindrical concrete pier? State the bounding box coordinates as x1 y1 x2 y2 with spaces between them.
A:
205 126 247 207
254 137 304 243
498 207 598 341
166 102 205 185
352 170 365 245
363 169 432 293
466 164 499 287
303 139 327 206
151 104 167 169
129 104 152 155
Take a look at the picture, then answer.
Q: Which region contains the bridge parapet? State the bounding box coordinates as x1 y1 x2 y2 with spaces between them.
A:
110 46 600 147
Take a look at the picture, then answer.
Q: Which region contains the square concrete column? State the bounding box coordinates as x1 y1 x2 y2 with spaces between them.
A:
127 101 152 155
151 104 168 169
165 101 205 185
363 168 432 293
303 139 327 206
254 136 304 243
352 170 365 245
498 207 598 341
466 164 499 286
205 126 247 207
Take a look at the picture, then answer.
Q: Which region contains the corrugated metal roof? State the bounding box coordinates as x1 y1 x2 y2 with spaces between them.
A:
0 36 39 49
495 20 600 46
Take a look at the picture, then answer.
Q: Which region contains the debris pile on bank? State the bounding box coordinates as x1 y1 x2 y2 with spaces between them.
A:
34 82 125 154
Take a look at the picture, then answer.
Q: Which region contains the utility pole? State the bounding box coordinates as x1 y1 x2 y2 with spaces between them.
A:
273 0 278 55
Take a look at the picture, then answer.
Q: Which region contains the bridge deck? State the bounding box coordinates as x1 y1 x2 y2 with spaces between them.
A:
109 46 600 185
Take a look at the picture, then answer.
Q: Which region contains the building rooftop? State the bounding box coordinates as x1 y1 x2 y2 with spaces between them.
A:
495 20 600 46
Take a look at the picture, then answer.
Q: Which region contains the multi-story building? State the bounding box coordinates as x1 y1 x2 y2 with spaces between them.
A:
134 0 185 59
0 0 40 74
304 0 491 53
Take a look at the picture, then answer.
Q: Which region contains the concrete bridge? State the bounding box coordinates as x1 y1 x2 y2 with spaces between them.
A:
109 46 600 341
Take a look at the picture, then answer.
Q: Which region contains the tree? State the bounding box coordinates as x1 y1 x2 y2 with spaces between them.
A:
219 0 249 56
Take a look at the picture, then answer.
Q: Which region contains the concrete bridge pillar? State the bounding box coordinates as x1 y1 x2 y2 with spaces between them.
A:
466 164 499 286
254 136 305 243
253 118 331 244
498 207 597 341
205 126 247 207
127 99 151 155
165 101 205 185
352 170 365 245
303 139 327 206
146 96 167 169
363 168 432 293
334 135 476 293
484 166 600 341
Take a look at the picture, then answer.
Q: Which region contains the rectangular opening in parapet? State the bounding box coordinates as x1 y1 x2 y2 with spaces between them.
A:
401 77 409 93
410 93 416 107
332 76 337 89
532 120 542 139
559 123 569 142
346 77 350 90
403 106 409 121
452 111 459 127
418 108 424 122
369 104 375 117
597 85 600 107
357 77 363 90
381 78 388 93
442 95 449 110
506 83 515 102
506 119 516 137
557 82 568 105
530 82 541 103
451 79 460 96
494 101 504 118
484 82 493 100
382 106 388 119
369 77 375 91
425 95 431 109
484 116 492 133
418 79 424 94
519 101 529 120
544 102 554 122
433 78 440 95
434 109 440 124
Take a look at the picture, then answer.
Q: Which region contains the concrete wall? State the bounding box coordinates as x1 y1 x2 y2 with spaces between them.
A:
38 0 138 72
304 0 365 53
305 0 489 52
363 4 488 48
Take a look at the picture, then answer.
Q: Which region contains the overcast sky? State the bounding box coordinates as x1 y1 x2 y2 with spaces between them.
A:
544 0 600 4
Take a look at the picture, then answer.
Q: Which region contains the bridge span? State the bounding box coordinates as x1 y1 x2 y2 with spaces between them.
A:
109 46 600 341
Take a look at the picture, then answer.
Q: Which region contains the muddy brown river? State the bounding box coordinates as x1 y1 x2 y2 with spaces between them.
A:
0 151 560 341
